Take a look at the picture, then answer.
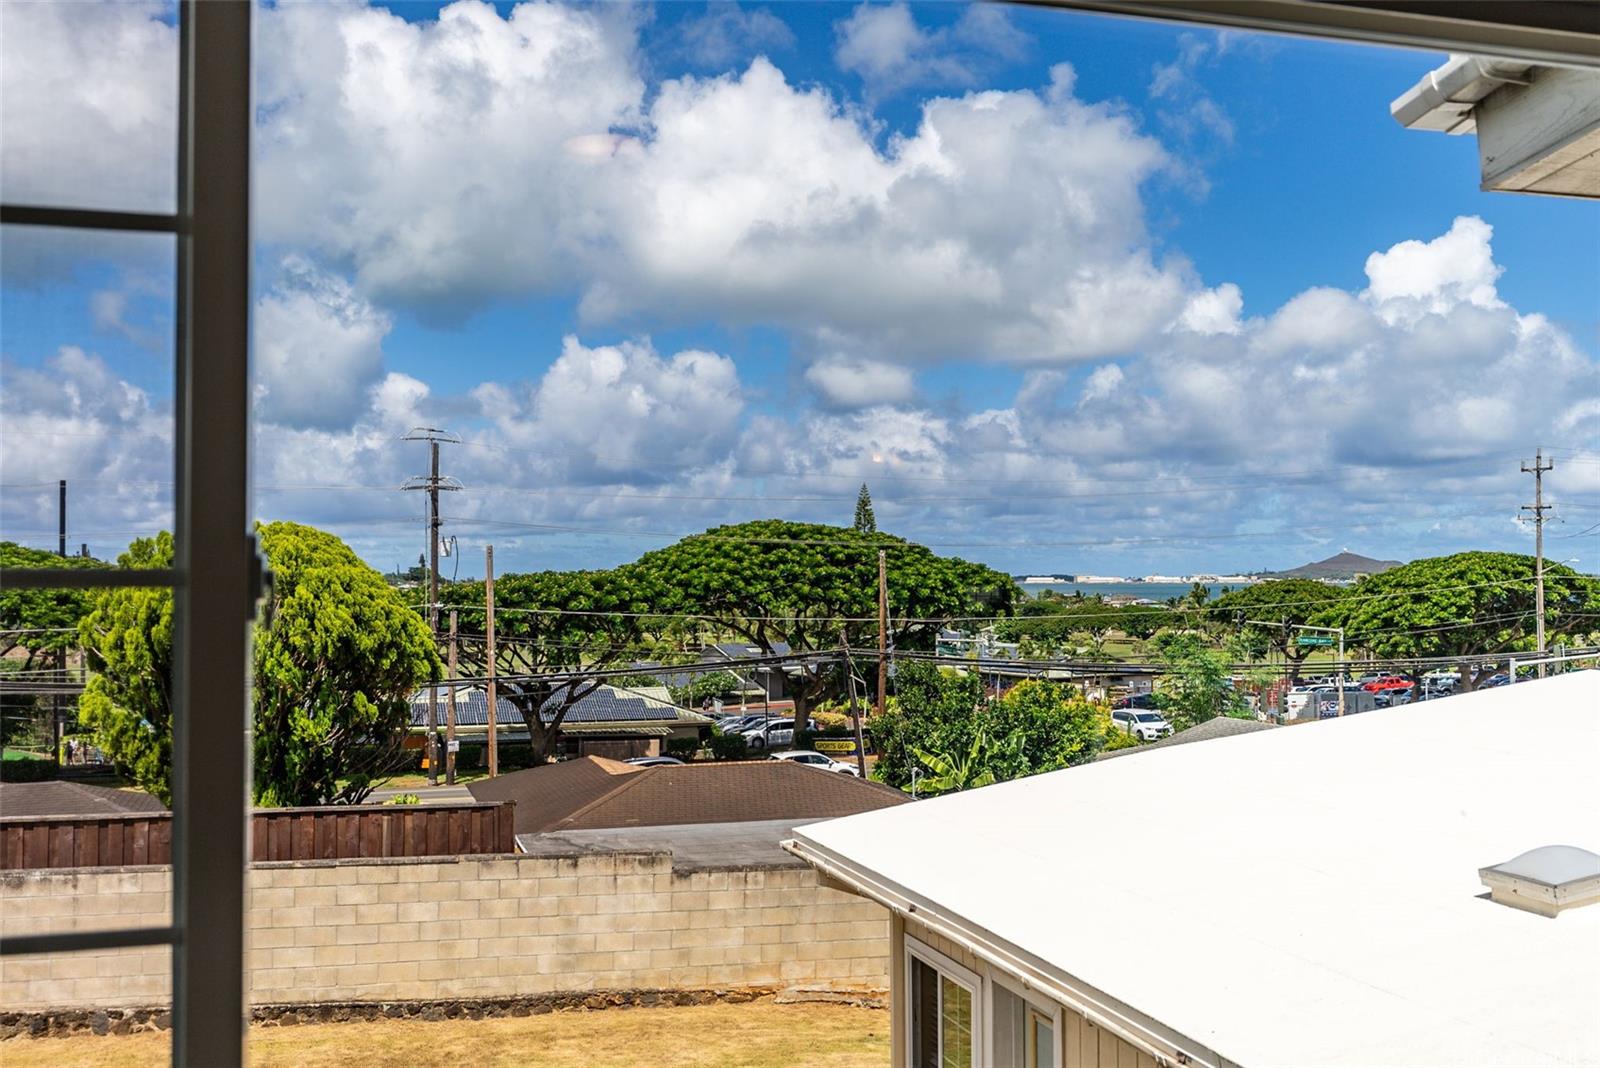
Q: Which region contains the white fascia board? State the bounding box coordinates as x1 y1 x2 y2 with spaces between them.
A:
1475 65 1600 195
782 834 1230 1068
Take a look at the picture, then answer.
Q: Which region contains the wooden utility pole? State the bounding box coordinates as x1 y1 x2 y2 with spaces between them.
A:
446 610 458 785
842 628 868 778
1521 448 1553 678
485 545 499 778
876 549 888 718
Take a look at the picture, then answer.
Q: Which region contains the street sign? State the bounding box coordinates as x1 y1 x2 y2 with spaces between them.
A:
447 739 460 753
1296 635 1335 647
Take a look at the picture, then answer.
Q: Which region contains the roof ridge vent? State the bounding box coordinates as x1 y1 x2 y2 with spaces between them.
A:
1479 845 1600 917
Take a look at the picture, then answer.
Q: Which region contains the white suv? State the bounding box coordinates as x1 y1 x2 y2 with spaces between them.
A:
740 718 817 750
1111 708 1173 742
771 750 861 776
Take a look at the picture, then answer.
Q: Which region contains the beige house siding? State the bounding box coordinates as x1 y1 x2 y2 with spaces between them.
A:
901 916 1156 1068
0 854 888 1011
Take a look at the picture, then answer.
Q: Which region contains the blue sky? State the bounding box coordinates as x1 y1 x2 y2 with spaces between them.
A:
2 1 1597 578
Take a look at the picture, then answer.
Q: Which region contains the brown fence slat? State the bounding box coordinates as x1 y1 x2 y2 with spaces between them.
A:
2 802 513 869
150 817 171 865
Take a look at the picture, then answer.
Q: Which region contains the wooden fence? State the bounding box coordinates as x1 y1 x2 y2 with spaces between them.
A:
0 802 515 870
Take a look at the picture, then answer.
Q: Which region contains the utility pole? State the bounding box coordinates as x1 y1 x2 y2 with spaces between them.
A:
58 480 67 557
446 610 458 785
842 628 868 779
485 545 498 779
403 427 462 786
876 549 888 718
1521 448 1554 678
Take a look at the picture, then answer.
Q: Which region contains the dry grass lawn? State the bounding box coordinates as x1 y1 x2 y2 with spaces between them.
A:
1 1000 889 1068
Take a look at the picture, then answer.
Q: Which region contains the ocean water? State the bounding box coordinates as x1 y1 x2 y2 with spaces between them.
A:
1018 581 1232 603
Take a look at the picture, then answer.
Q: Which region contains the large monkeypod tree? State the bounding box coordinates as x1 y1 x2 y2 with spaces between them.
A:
0 542 106 747
78 522 437 805
1209 579 1348 681
441 568 651 766
630 521 1020 719
1315 551 1599 690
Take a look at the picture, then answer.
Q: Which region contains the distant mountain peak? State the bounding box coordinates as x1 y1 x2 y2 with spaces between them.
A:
1273 551 1403 579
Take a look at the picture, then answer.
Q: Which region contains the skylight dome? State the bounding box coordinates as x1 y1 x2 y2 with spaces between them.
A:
1479 845 1600 917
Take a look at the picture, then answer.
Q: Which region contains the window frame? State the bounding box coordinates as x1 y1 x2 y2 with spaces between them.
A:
0 4 256 1065
905 934 983 1068
986 967 1063 1068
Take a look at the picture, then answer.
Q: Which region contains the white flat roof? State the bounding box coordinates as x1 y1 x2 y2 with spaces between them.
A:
790 672 1600 1068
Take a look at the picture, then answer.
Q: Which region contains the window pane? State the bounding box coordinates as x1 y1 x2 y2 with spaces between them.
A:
993 983 1026 1067
912 957 939 1068
1032 1015 1056 1068
0 2 178 213
0 228 176 557
941 975 973 1068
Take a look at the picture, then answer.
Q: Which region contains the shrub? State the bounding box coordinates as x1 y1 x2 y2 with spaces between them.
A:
707 727 748 761
665 736 701 761
1101 726 1144 751
383 793 421 805
0 751 56 782
810 710 852 735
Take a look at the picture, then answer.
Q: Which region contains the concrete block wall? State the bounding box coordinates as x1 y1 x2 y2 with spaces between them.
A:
0 854 888 1011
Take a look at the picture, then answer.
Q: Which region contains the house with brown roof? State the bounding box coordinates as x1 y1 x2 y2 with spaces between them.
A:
0 781 167 818
410 683 711 760
469 756 910 867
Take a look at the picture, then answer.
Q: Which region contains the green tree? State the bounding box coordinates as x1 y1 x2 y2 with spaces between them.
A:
853 483 876 533
911 729 1008 796
1118 604 1170 642
1151 632 1248 729
78 523 438 805
1210 580 1347 680
1315 551 1599 690
867 662 1105 792
998 598 1123 657
0 543 107 747
667 670 743 709
632 521 1018 718
441 567 650 765
0 542 105 668
77 536 174 790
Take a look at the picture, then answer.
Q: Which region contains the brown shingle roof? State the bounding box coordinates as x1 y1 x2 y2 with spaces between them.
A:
0 781 168 818
469 757 909 837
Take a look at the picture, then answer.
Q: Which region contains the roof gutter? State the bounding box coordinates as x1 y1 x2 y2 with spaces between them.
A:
783 835 1228 1068
1391 54 1534 133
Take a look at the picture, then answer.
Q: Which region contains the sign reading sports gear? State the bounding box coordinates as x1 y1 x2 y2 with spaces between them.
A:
814 738 868 757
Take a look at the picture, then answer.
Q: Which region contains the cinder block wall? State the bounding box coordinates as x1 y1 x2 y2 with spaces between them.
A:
0 854 888 1011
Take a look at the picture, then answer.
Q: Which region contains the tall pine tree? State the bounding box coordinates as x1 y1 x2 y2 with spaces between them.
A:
853 483 876 532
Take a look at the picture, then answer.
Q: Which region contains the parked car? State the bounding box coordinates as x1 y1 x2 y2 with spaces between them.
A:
1361 675 1414 693
1479 673 1510 689
1110 708 1173 742
624 756 684 767
715 714 764 734
1285 685 1324 718
1112 692 1157 710
770 750 861 776
740 718 816 750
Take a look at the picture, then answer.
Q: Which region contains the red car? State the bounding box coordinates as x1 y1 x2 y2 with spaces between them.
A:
1362 675 1414 693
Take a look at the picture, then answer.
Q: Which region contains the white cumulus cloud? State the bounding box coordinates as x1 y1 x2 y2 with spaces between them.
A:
254 258 393 430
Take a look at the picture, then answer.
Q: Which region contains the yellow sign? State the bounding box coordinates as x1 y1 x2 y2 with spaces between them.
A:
814 738 862 755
